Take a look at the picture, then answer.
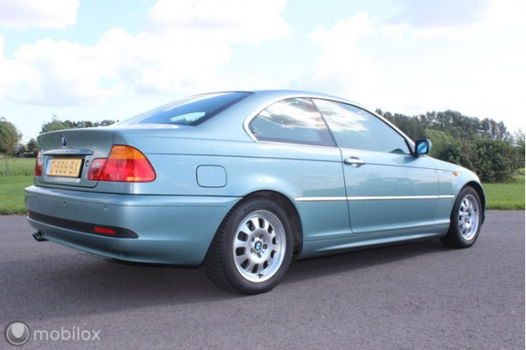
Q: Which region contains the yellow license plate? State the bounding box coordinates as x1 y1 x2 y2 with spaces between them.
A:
47 158 83 178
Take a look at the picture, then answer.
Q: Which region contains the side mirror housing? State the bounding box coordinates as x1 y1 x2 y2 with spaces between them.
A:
414 139 432 156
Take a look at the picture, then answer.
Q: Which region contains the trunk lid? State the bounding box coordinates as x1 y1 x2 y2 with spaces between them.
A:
36 128 115 188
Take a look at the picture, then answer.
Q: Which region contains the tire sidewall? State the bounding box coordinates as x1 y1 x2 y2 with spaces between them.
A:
220 197 294 294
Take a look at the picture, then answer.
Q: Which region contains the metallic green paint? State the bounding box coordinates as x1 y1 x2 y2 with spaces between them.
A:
25 90 484 265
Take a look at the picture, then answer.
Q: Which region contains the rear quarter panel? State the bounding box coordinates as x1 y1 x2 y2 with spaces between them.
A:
117 131 351 244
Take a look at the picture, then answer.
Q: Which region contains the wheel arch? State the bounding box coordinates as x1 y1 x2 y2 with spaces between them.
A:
462 181 486 224
221 190 303 254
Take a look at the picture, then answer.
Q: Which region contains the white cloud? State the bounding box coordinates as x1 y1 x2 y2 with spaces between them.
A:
306 11 379 105
389 0 488 30
386 0 526 38
0 0 79 29
306 2 526 131
0 0 291 106
477 0 526 30
147 0 290 44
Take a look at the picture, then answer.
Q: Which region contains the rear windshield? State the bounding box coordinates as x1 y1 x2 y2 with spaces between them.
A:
120 92 251 126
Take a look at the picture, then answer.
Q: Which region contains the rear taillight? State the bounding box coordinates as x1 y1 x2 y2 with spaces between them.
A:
93 226 117 235
34 152 42 176
88 145 156 182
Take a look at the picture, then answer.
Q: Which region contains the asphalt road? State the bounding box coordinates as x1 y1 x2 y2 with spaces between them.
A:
0 211 524 349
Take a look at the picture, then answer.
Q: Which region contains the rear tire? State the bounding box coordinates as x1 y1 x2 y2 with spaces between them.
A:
204 196 294 294
441 186 482 248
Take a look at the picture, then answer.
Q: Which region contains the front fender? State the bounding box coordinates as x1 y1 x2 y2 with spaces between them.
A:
433 158 485 225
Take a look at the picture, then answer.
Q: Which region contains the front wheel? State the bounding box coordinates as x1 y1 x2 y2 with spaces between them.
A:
204 197 294 294
441 186 482 248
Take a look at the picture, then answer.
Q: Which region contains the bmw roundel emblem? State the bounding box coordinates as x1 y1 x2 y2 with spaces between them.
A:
60 134 67 146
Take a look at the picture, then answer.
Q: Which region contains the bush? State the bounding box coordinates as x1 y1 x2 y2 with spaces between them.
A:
425 129 472 169
469 138 518 182
424 130 519 182
384 112 522 183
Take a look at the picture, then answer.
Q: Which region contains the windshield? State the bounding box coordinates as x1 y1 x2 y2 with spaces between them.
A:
119 92 252 126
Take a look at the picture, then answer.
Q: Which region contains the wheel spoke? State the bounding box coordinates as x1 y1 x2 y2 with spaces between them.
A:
244 260 255 272
250 218 259 231
235 254 248 266
239 223 252 235
234 239 249 250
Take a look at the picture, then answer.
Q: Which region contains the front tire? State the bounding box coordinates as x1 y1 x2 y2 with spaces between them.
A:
441 186 482 248
204 197 294 294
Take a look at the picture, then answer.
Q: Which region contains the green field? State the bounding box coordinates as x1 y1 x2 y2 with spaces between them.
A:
0 158 34 214
0 157 34 176
0 158 524 214
0 175 32 214
483 175 525 210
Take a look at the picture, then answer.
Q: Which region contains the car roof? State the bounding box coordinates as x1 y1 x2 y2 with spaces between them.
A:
195 89 360 105
199 89 363 126
195 89 414 146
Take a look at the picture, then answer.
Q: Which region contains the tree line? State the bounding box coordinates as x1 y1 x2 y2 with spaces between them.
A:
0 113 524 182
40 115 116 133
377 109 524 182
0 117 116 174
0 116 116 158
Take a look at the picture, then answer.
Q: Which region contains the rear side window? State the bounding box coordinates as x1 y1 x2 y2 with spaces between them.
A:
314 99 410 154
249 98 335 147
121 92 251 126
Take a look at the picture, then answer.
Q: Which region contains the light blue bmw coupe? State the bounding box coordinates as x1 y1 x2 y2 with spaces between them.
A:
26 90 485 294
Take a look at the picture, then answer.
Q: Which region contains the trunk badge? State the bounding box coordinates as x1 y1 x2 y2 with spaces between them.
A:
60 134 67 146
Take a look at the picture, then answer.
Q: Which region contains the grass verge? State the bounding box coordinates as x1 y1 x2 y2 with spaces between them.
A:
0 158 523 214
483 175 525 210
0 157 34 176
0 175 32 214
0 158 34 215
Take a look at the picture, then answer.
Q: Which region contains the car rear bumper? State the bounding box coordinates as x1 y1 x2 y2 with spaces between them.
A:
25 185 239 265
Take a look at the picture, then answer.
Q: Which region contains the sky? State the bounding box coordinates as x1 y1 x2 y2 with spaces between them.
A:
0 0 525 142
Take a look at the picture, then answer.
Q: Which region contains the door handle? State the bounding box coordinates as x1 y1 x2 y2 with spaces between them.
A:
344 157 365 167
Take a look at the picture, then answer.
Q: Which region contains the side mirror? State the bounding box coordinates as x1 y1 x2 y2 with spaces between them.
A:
414 139 432 156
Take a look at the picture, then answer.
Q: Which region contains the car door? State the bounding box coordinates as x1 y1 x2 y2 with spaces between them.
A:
313 99 439 236
247 97 351 244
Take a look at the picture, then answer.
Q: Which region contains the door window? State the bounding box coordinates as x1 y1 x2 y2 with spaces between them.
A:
314 99 410 154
